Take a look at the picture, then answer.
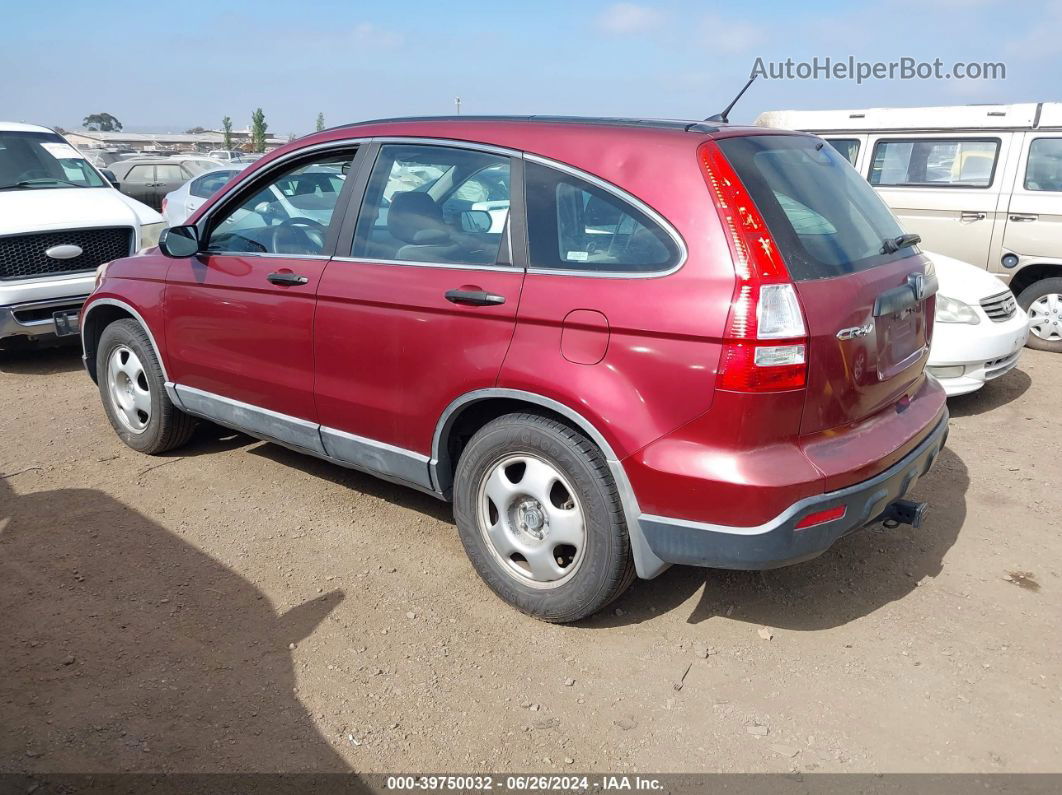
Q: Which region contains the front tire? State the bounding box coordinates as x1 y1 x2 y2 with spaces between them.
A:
1018 277 1062 352
453 413 634 623
96 319 195 454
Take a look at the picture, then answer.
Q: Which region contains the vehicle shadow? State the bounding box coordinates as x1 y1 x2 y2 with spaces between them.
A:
948 368 1032 418
590 446 969 631
0 338 84 375
248 442 454 524
0 478 351 773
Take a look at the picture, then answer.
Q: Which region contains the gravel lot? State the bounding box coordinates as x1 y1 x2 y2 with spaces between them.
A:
1 341 1059 773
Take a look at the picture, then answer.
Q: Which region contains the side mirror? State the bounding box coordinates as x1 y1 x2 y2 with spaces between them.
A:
159 225 200 258
100 168 119 189
460 209 493 233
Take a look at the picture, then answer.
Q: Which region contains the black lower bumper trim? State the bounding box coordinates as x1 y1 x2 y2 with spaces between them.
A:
640 411 949 570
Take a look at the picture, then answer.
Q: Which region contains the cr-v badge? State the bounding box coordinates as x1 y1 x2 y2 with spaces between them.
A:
836 322 873 340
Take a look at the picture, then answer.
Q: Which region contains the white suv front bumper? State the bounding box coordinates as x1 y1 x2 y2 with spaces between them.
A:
0 272 96 340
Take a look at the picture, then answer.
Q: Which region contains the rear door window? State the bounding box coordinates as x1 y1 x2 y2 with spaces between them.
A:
717 134 909 281
351 144 511 266
524 161 680 273
868 138 999 187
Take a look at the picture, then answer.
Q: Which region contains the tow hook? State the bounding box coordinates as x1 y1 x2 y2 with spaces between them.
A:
880 499 929 529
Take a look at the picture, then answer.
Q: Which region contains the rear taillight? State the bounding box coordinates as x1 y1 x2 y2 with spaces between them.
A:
699 140 808 392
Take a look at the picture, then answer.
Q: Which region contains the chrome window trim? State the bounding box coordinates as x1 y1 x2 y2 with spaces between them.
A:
370 136 522 158
80 298 169 381
330 256 517 273
522 152 688 279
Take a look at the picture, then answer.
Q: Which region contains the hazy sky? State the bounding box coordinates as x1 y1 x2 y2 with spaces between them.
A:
2 0 1056 135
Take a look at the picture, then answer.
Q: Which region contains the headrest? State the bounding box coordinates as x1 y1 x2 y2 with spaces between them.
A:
388 191 447 245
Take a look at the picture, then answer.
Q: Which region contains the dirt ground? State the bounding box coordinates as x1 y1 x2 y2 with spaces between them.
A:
1 341 1059 774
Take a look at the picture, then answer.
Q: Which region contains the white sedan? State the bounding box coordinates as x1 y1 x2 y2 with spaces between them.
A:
926 251 1030 397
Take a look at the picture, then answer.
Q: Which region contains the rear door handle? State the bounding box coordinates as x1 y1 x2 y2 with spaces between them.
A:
267 271 309 286
445 289 505 306
960 211 987 221
1009 213 1038 222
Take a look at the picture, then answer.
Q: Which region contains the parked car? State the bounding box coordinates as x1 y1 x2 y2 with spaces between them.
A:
206 150 246 163
162 167 242 226
162 164 342 227
82 116 948 622
757 103 1062 352
107 158 219 211
0 122 163 344
926 251 1028 395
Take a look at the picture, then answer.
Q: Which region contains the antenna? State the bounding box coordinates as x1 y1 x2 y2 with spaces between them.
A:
455 96 462 115
705 75 757 123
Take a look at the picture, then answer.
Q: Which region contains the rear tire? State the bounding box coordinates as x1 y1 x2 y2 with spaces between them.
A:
453 412 634 623
96 319 195 454
1018 277 1062 353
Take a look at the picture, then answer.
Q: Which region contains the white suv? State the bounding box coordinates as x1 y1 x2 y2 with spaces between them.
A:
0 123 164 344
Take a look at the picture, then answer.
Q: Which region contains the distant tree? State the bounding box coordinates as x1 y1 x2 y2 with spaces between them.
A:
185 126 207 134
287 133 296 143
54 126 67 135
221 116 233 150
315 112 325 132
82 113 123 132
250 108 268 153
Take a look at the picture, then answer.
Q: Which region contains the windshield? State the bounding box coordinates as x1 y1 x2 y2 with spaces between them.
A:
718 134 909 281
0 130 107 190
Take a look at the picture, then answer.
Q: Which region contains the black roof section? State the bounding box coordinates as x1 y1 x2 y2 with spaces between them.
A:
325 115 722 135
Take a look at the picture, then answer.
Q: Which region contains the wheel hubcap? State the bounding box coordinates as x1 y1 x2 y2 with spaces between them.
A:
1028 293 1062 341
106 345 151 434
477 454 586 589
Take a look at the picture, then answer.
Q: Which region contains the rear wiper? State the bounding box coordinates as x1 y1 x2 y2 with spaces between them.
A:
881 233 921 254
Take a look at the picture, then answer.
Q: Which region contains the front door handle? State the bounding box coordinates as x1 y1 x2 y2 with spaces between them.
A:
960 211 987 222
445 289 505 306
1009 213 1038 222
268 271 309 286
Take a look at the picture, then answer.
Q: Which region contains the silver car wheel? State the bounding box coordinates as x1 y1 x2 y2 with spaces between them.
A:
476 453 586 589
106 345 151 434
1028 293 1062 341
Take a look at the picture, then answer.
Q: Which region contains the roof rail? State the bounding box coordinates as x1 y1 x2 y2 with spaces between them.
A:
321 115 720 135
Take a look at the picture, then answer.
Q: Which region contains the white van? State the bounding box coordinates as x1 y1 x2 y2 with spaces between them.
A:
757 103 1062 352
0 123 163 344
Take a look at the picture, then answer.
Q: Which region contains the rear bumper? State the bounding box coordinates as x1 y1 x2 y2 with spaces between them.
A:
638 410 949 570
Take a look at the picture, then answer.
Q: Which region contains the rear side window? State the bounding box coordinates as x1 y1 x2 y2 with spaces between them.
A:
718 134 907 281
868 138 999 187
524 161 680 273
190 170 238 198
1025 138 1062 191
825 138 860 165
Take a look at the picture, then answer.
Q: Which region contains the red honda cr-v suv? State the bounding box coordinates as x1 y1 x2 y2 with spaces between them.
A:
81 116 948 622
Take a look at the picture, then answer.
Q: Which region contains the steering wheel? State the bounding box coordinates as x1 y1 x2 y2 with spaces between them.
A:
268 216 326 255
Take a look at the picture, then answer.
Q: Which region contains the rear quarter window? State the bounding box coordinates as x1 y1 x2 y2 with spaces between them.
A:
524 160 681 274
718 134 909 281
